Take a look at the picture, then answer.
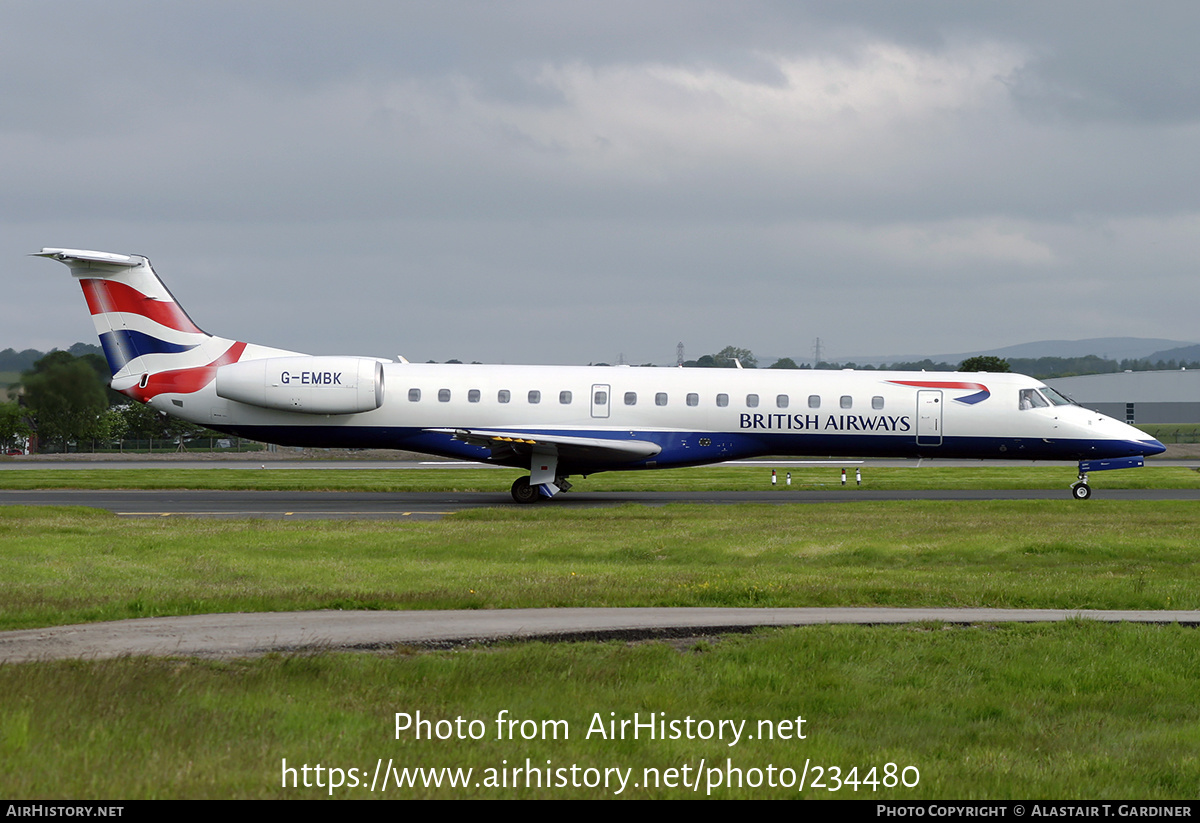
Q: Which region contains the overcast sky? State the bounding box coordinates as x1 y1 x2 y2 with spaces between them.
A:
5 2 1199 366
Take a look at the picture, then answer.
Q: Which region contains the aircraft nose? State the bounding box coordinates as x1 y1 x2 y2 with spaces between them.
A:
1140 438 1167 456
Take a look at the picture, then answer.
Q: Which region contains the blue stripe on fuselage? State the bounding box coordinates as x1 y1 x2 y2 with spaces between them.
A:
203 424 1163 473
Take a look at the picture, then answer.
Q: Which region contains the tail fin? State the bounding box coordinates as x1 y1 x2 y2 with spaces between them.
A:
37 248 248 402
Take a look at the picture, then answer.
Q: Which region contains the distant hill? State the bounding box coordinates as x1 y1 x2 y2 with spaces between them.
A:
952 337 1197 363
0 348 45 375
1145 343 1200 363
843 337 1198 368
0 343 105 387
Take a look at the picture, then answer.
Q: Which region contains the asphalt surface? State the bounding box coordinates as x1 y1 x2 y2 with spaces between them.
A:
4 608 1199 663
4 456 1196 517
3 487 1200 519
4 457 1198 470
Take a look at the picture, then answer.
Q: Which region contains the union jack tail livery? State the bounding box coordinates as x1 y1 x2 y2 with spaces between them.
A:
35 249 285 403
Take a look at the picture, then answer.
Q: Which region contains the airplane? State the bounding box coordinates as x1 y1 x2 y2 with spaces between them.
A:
37 247 1165 502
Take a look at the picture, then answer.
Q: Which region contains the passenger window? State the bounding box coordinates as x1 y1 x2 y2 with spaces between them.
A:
655 392 668 406
624 392 637 406
776 394 788 409
498 390 510 404
560 390 572 404
808 395 820 409
594 390 607 405
408 388 421 402
438 389 451 402
468 389 480 403
528 390 541 404
716 393 729 407
746 394 759 408
840 396 852 409
686 393 699 407
872 396 884 410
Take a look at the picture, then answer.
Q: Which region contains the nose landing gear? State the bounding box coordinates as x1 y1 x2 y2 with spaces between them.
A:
1071 476 1091 500
1070 455 1147 500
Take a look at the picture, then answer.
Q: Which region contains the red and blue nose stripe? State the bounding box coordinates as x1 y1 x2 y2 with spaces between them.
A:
887 380 990 404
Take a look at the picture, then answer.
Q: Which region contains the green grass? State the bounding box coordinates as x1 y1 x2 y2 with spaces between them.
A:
1142 423 1200 443
2 623 1199 798
2 501 1198 631
5 492 1200 799
2 464 1198 491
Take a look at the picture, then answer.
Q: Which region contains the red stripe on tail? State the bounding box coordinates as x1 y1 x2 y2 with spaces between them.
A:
80 279 204 334
125 341 247 403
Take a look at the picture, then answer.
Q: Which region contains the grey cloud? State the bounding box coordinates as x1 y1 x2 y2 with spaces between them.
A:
4 2 1199 364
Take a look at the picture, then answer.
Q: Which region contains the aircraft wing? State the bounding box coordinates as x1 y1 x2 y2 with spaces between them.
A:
428 428 662 464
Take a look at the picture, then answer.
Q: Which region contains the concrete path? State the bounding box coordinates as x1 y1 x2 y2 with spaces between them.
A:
3 607 1198 663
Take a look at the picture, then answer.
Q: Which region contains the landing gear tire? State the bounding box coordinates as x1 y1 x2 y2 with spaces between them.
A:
1071 482 1092 500
511 476 541 504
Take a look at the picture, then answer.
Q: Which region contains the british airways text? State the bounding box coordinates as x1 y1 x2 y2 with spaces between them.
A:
739 414 912 432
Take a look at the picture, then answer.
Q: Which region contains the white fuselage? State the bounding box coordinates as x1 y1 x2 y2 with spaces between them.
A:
152 361 1161 473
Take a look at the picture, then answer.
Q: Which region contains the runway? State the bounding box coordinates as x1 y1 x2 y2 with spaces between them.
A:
4 607 1199 663
4 487 1200 518
4 457 1197 471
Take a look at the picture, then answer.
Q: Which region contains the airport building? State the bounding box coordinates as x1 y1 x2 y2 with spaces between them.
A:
1046 370 1200 424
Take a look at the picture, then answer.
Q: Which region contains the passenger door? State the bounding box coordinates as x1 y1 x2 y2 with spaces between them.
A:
591 384 611 419
916 390 943 447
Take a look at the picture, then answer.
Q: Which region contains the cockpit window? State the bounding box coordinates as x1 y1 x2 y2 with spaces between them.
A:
1019 388 1049 409
1039 386 1074 406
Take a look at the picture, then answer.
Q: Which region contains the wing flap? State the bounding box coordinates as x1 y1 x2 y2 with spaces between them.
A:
428 428 661 464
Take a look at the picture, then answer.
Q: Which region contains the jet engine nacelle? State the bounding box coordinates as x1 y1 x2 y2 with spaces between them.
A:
216 356 384 414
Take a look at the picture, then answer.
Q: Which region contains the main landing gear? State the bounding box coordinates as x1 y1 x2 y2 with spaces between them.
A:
510 476 539 504
510 475 572 504
511 447 571 503
1071 475 1091 500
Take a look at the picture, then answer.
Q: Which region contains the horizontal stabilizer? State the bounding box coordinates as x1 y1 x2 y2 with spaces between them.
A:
34 248 142 268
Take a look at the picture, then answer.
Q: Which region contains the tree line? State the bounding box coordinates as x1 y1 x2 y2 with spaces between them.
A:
2 350 224 454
